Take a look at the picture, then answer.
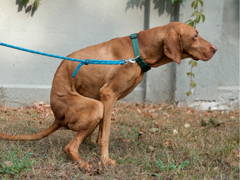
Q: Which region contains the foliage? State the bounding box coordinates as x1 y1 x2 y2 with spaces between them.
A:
186 0 205 26
155 159 190 171
185 0 205 96
16 0 41 16
0 151 35 176
126 0 183 16
126 0 184 10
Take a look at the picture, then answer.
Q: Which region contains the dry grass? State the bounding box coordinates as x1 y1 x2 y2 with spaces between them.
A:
0 102 239 180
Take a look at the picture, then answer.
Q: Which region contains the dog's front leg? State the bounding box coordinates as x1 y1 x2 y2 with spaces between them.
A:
99 86 117 167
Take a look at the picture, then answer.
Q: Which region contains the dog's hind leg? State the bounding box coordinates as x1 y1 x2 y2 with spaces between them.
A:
63 95 103 171
64 130 93 171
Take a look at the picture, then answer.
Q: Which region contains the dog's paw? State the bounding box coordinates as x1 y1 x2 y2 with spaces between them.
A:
100 158 116 168
79 161 93 172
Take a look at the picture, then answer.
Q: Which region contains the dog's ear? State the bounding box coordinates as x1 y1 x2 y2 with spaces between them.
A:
163 30 182 64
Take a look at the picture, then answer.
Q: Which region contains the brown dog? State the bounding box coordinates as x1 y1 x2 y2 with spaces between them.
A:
0 22 217 171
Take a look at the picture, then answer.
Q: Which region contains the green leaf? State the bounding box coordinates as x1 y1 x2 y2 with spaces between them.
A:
0 151 35 175
185 19 192 24
168 163 177 170
198 0 204 7
191 1 198 9
193 61 198 67
192 11 200 17
201 14 206 22
156 159 165 171
187 21 195 27
20 0 29 6
190 81 197 88
33 0 40 9
171 0 183 4
178 160 190 169
189 60 198 67
186 91 192 96
195 15 201 23
186 72 195 77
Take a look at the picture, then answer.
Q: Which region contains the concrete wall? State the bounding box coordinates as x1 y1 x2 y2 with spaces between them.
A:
176 0 239 109
0 0 239 109
0 0 175 106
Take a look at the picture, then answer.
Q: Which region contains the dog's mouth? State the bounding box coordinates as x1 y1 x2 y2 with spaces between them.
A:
186 51 214 61
189 54 199 61
183 51 200 61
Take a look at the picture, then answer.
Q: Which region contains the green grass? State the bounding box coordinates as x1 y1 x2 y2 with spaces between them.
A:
0 151 35 176
0 103 239 179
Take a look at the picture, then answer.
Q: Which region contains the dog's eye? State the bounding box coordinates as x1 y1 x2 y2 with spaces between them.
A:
193 34 198 40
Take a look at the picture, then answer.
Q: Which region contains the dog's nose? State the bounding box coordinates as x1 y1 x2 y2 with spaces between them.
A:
211 45 217 54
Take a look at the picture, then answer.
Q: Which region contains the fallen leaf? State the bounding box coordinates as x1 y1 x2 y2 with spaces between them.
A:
4 161 13 167
148 145 155 152
149 128 159 133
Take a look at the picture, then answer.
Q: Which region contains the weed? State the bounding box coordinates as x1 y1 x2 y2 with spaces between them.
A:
0 151 35 176
155 159 190 171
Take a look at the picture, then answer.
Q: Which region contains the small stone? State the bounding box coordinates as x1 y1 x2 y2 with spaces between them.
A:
148 145 155 151
173 129 178 135
184 123 191 128
149 128 159 133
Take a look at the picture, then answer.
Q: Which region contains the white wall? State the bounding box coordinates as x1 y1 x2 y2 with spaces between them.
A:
176 0 239 109
0 0 146 106
0 0 239 109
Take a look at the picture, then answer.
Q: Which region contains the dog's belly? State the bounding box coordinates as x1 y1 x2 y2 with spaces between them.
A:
76 84 101 100
73 63 143 100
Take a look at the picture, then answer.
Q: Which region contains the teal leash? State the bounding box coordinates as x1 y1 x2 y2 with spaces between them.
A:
0 42 132 77
0 34 151 78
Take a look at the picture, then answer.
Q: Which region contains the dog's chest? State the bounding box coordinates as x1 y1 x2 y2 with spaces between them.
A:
117 73 143 99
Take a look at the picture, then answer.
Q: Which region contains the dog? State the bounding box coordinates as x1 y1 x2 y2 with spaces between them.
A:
0 22 217 171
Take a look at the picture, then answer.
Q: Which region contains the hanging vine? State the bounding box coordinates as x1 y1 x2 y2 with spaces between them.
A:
185 0 205 96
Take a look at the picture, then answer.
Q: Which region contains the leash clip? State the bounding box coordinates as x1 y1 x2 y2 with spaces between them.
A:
125 57 139 64
84 59 90 65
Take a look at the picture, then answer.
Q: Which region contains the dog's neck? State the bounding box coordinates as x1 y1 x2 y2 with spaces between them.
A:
137 27 172 67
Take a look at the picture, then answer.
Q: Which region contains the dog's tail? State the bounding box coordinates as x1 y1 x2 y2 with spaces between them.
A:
0 123 60 141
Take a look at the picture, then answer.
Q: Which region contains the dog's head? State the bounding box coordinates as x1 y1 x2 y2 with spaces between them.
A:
163 22 217 64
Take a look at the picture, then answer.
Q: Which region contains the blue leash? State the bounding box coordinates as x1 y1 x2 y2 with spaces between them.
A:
0 34 150 77
0 42 134 78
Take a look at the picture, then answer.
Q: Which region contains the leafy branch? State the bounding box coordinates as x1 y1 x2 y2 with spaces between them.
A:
185 0 205 96
16 0 41 16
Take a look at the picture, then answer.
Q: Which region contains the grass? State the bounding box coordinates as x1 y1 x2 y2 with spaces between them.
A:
0 102 239 179
0 151 35 176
